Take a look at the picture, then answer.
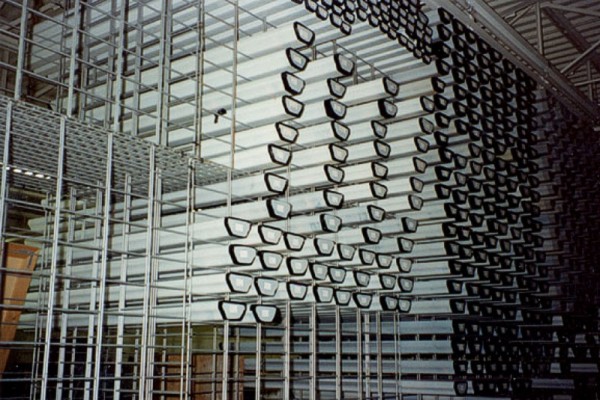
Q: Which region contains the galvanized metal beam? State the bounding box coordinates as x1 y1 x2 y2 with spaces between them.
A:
542 7 600 79
543 6 600 77
541 3 600 19
561 37 600 75
508 4 534 26
498 0 543 18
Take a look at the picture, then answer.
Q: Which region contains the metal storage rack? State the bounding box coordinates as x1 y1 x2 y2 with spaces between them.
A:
0 95 238 399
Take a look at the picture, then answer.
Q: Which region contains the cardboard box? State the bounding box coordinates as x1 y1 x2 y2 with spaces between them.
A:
0 243 39 376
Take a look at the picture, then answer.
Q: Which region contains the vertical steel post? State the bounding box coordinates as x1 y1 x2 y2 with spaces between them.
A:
536 2 544 56
103 0 117 128
376 312 383 399
155 1 172 145
310 303 317 399
335 306 342 400
131 2 144 136
55 2 69 111
114 175 132 400
39 116 68 400
364 313 371 397
148 157 162 398
182 158 195 400
0 103 13 390
84 186 104 400
234 327 241 399
223 2 239 396
133 328 141 400
0 102 12 245
55 188 77 400
255 322 262 400
221 321 230 400
356 310 363 400
69 327 78 400
30 197 49 400
77 3 91 119
92 131 114 400
139 146 156 398
14 0 29 100
0 50 8 95
229 0 239 172
394 314 401 397
283 114 292 399
112 0 127 133
66 0 81 118
211 326 218 400
283 301 291 400
160 328 167 400
194 1 205 159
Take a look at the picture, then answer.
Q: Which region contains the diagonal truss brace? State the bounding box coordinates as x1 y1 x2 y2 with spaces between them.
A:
542 7 600 76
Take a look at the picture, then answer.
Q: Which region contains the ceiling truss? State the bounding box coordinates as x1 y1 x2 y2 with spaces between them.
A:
480 0 600 112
